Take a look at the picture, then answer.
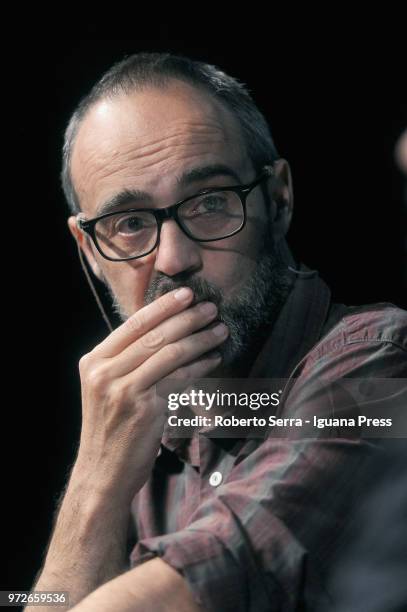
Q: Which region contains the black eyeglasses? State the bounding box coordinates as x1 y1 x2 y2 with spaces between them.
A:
76 165 274 262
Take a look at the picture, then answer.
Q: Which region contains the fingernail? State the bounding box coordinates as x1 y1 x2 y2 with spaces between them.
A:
212 323 228 336
174 287 192 301
199 302 217 315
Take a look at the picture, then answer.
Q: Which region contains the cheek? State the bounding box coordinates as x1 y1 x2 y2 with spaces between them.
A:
201 233 261 296
100 253 156 314
202 203 268 294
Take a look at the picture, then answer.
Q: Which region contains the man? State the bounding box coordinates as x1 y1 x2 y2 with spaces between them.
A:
26 53 407 611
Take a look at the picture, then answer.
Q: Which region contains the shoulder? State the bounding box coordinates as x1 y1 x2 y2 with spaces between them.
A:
328 302 406 349
300 302 407 378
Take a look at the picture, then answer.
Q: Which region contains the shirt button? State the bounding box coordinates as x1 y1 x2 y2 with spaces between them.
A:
209 471 223 487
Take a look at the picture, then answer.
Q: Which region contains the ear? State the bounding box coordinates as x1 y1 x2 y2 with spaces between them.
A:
267 158 294 238
67 215 105 282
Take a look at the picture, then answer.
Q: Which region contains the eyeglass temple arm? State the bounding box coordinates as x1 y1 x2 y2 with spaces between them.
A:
75 221 114 333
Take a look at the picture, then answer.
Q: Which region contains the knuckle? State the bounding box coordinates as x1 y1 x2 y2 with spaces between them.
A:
164 343 183 361
86 364 110 389
125 312 145 334
78 352 93 373
141 328 165 349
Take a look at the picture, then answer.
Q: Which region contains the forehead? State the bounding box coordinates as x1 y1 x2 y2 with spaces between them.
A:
70 80 250 215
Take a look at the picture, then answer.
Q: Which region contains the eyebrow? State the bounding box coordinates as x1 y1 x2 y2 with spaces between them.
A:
95 163 242 216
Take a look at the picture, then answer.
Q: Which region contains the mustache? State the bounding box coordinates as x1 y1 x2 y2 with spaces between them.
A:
144 273 224 308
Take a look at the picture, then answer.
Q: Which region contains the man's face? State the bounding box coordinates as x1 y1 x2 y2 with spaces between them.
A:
68 80 292 364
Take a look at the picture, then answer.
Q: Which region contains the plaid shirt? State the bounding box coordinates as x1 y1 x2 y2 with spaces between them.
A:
129 264 407 611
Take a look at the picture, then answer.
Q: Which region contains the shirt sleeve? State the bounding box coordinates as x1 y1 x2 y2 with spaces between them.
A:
130 308 407 612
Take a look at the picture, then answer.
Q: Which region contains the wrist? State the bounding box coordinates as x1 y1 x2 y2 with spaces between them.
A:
71 446 149 504
41 481 130 586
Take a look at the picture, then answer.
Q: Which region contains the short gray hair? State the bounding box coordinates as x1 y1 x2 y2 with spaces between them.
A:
60 51 280 215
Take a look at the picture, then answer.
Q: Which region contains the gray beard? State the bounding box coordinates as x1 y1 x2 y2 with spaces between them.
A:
107 239 293 369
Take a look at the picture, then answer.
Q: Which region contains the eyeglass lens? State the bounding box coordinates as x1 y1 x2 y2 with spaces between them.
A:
94 190 244 260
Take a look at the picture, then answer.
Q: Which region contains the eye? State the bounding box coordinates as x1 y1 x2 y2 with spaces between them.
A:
184 193 229 217
112 212 156 236
117 215 145 234
200 194 227 212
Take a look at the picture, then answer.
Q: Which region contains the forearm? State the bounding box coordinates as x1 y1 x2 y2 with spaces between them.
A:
24 288 222 611
25 461 131 611
70 557 203 612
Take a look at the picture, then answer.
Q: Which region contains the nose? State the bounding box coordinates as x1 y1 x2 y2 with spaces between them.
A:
153 219 202 277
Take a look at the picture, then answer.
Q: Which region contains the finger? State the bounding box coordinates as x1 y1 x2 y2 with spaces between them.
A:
161 349 222 388
94 287 194 358
106 301 219 378
154 350 222 408
123 322 229 390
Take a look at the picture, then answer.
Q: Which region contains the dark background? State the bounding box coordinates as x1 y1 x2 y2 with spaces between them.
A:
4 21 406 597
